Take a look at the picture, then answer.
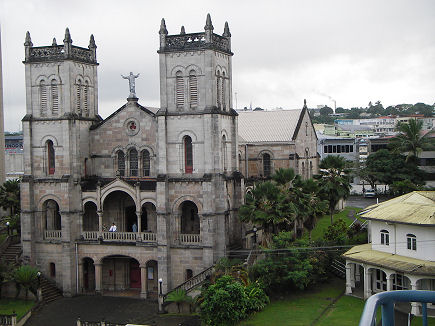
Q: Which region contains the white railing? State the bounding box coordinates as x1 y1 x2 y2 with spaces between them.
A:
44 230 62 240
80 231 157 243
140 232 157 242
82 231 99 240
180 233 201 244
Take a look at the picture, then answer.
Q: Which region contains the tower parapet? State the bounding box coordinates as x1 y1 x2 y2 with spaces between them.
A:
158 14 232 55
24 28 98 65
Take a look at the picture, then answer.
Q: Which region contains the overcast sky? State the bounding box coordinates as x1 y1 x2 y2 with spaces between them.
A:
1 0 434 131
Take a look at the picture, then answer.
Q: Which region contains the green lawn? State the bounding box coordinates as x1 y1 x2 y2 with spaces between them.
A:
0 299 35 320
303 207 362 241
240 278 344 326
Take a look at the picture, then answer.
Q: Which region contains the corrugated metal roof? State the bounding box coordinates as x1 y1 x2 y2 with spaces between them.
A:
237 110 302 143
343 244 435 276
361 191 435 225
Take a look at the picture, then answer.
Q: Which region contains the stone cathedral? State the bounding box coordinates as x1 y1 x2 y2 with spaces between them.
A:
21 15 244 297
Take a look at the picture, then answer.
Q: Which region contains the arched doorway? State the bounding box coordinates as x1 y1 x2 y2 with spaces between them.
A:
83 257 95 292
43 199 61 231
146 260 158 299
101 255 141 295
141 203 157 232
103 191 136 232
180 201 199 234
83 202 98 231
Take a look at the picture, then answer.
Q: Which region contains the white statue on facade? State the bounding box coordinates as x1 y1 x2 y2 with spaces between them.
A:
121 72 140 98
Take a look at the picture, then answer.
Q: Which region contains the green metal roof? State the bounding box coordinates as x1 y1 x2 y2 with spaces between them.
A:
343 244 435 276
360 191 435 225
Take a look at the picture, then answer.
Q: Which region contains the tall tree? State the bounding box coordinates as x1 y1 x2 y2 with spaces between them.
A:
317 156 351 224
390 119 429 161
0 179 20 216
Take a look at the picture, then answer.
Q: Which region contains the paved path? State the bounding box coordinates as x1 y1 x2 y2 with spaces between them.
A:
25 296 200 326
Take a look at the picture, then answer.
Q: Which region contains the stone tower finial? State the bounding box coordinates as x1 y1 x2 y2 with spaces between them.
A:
63 27 72 43
159 18 168 35
204 13 214 31
89 34 96 49
24 31 33 47
303 99 307 108
52 38 57 46
180 26 185 35
223 22 231 37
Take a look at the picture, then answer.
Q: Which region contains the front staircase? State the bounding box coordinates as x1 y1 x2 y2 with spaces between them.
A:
1 243 22 265
40 275 63 303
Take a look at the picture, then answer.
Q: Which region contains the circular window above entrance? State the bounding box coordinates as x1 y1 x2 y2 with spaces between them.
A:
125 118 140 136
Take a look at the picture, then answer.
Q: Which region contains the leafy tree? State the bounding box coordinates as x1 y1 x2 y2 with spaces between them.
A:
244 281 269 314
390 180 423 196
14 265 38 300
0 179 20 216
323 219 348 245
319 106 333 116
200 275 249 326
0 259 14 298
410 102 434 117
390 119 430 161
166 288 192 313
317 156 351 224
335 107 346 113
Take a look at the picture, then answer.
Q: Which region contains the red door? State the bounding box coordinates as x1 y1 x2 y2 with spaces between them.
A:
130 261 141 289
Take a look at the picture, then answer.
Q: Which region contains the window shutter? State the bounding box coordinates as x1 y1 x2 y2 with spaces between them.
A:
84 82 89 116
40 81 47 115
51 80 59 115
76 81 82 115
189 73 198 108
176 73 184 108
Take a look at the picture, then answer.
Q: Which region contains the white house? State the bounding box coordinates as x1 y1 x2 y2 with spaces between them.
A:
343 191 435 315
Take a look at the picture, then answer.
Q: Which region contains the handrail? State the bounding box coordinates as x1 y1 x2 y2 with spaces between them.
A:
359 290 435 326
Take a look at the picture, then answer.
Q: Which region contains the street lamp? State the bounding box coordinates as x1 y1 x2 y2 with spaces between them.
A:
158 278 163 296
37 271 41 287
253 227 257 247
6 221 10 235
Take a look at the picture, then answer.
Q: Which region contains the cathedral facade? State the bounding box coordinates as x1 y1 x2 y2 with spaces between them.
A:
21 15 243 297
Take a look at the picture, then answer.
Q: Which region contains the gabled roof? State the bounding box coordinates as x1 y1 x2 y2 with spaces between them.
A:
360 191 435 225
237 109 302 143
90 101 158 130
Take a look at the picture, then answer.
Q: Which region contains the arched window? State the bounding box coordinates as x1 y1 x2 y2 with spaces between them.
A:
189 70 198 108
51 79 59 115
180 201 199 234
76 79 82 115
176 71 184 108
222 72 226 110
222 135 227 170
44 200 61 230
309 161 313 178
117 150 125 176
302 162 305 178
84 80 89 117
263 153 271 177
216 71 221 108
407 234 416 251
380 230 389 245
186 269 193 281
46 140 55 175
184 136 193 173
40 80 47 115
50 262 56 277
129 149 138 176
305 122 308 136
142 150 151 176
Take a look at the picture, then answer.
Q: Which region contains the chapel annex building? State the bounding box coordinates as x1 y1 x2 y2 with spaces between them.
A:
20 16 318 298
21 16 243 297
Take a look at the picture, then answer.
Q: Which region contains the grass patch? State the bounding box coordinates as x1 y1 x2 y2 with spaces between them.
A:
413 316 435 326
240 277 344 326
0 299 35 320
303 207 362 241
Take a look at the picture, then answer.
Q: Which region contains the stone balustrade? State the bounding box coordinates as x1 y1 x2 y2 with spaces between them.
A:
44 230 62 240
81 231 157 243
180 233 201 244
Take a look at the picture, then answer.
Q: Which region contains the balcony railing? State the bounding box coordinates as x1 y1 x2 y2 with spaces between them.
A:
180 233 201 244
44 230 62 240
359 290 435 326
81 231 156 243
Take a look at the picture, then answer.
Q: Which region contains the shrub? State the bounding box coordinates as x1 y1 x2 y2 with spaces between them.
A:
244 281 269 313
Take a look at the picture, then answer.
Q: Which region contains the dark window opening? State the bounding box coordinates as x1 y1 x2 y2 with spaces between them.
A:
47 140 55 175
184 136 193 173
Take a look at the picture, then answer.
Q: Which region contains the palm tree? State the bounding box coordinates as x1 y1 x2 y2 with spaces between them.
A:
390 119 429 161
165 288 192 313
13 265 38 300
300 179 328 241
0 179 20 216
317 156 351 224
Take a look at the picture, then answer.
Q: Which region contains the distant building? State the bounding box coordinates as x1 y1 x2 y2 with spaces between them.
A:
0 29 5 183
5 134 23 179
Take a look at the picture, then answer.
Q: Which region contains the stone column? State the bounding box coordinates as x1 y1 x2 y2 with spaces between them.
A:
140 265 147 298
137 211 141 236
346 264 352 294
78 262 84 294
364 267 372 299
98 211 103 232
350 264 355 288
94 262 102 294
411 282 419 315
355 265 361 282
